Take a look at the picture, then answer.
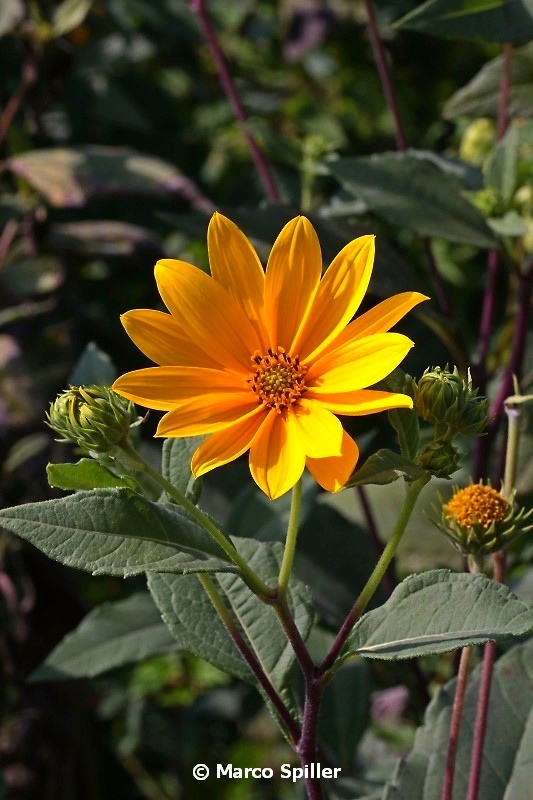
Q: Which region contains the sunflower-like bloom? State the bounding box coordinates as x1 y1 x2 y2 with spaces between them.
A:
112 214 427 499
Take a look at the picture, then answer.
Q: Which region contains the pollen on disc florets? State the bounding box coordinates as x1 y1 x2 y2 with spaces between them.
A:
444 484 509 531
248 347 308 413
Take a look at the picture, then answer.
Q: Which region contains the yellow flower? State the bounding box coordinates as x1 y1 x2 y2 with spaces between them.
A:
112 214 427 499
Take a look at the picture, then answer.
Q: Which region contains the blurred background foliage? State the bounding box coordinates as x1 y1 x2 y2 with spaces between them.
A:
0 0 532 798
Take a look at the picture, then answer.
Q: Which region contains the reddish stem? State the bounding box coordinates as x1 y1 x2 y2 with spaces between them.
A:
362 0 407 151
441 646 473 800
0 59 37 148
297 678 325 800
466 551 506 800
187 0 280 202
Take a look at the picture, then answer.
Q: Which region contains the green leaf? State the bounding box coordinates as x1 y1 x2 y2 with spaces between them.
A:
0 489 237 578
7 147 197 208
295 505 383 627
31 592 179 682
346 570 533 660
51 0 92 37
395 0 533 44
328 152 495 247
68 342 117 386
161 437 204 503
488 210 529 236
485 125 520 202
345 449 427 487
382 637 533 799
47 221 162 260
47 459 137 491
444 42 533 119
380 369 419 461
319 661 370 771
147 539 313 691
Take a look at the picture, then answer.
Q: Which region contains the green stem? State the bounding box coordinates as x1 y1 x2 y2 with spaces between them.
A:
319 473 430 675
277 479 303 599
119 442 275 601
502 399 521 501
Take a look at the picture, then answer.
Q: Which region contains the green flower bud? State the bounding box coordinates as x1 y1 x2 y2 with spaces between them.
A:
432 482 533 556
414 366 488 438
459 118 496 166
419 440 461 479
47 385 140 456
472 187 505 218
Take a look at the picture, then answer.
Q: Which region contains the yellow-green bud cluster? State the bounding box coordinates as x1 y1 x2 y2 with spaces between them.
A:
433 482 533 556
459 118 496 166
472 187 505 218
47 385 140 456
419 440 461 479
414 366 488 439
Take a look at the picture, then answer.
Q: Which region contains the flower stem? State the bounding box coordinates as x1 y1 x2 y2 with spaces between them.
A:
187 0 280 202
320 474 429 675
277 479 303 599
466 551 506 800
119 442 275 601
198 573 300 743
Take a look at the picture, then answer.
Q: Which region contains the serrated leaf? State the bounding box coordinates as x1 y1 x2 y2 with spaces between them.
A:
382 637 533 799
444 42 533 119
47 459 137 491
161 437 204 503
346 449 427 487
328 152 495 247
346 570 533 660
147 539 313 692
31 592 179 682
7 147 197 208
395 0 533 44
0 489 238 578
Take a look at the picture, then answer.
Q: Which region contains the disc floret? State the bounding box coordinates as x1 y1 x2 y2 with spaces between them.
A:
248 347 308 413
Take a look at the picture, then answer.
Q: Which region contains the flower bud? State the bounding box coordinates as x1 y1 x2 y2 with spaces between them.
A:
459 118 496 166
433 482 533 556
472 187 505 218
419 440 461 479
47 385 140 456
414 366 488 438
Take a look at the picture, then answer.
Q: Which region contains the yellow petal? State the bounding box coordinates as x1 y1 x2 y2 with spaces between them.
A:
322 292 429 353
121 309 222 368
192 408 266 477
306 430 359 492
264 217 322 350
208 213 268 349
305 389 413 415
307 333 414 394
155 259 260 373
249 411 306 499
156 393 261 436
294 235 375 362
292 400 343 457
112 366 242 410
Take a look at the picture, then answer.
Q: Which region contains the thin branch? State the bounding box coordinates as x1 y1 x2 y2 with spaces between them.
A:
0 59 37 149
187 0 280 202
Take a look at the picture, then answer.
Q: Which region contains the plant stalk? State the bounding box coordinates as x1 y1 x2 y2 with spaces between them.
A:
187 0 280 202
119 442 275 601
277 479 303 599
320 474 429 675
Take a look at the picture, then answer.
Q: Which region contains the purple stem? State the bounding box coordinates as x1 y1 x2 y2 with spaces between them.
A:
362 0 407 151
0 59 37 148
298 678 325 800
466 551 506 800
441 646 473 800
187 0 280 202
363 0 455 319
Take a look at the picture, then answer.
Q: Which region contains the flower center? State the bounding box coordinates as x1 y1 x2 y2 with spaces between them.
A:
444 484 509 531
248 347 308 413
